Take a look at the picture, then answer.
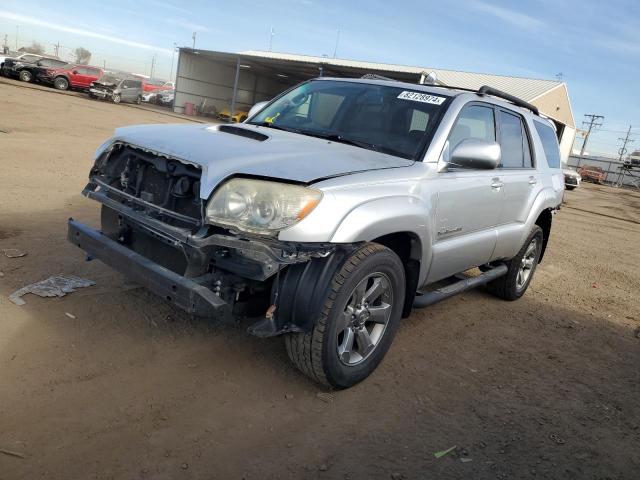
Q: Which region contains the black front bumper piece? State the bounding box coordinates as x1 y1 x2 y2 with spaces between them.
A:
67 219 231 319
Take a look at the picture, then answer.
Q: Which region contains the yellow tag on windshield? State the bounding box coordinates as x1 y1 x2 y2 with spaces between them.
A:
264 112 280 124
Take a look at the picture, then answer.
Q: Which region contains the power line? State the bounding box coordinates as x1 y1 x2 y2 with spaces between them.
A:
579 114 604 156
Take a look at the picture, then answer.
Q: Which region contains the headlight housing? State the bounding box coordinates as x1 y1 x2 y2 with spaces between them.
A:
205 178 323 235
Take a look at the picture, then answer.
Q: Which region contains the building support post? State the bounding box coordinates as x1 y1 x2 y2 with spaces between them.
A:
230 57 241 123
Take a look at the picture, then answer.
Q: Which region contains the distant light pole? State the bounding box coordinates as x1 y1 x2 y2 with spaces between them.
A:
192 32 196 49
169 42 178 81
332 28 340 58
268 27 275 51
15 25 19 50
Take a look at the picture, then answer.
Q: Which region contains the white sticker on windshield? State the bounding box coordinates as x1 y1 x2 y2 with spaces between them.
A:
397 91 446 105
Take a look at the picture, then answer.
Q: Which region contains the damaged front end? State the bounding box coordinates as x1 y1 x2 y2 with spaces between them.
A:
68 142 349 336
89 81 117 100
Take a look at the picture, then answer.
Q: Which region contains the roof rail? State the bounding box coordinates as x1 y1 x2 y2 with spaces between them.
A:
477 85 539 115
361 73 395 81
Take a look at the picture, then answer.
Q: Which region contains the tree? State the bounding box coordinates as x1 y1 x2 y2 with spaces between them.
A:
74 47 91 65
20 42 45 55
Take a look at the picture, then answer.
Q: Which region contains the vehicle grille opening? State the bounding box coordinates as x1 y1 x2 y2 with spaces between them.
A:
94 144 203 228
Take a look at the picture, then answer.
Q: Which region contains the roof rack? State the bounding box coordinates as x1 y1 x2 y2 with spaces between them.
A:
361 73 395 81
477 85 539 115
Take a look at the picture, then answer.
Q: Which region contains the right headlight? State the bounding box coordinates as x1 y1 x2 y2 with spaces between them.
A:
205 178 323 235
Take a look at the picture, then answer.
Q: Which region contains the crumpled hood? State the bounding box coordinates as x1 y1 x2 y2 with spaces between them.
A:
111 123 414 199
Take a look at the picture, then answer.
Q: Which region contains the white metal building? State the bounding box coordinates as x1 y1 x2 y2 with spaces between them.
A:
173 49 576 161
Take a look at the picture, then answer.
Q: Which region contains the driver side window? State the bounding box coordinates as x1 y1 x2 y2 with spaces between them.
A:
448 104 496 150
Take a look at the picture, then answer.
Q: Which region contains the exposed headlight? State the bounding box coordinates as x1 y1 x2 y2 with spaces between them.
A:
205 178 322 235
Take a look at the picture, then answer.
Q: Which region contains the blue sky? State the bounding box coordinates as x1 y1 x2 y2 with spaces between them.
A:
1 0 638 156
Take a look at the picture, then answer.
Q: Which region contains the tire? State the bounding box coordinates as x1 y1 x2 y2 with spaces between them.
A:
285 243 405 389
565 185 576 191
19 70 33 82
112 94 121 104
53 76 69 90
486 225 544 301
136 95 142 105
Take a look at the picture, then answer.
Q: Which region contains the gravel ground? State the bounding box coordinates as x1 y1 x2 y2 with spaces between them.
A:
1 80 639 480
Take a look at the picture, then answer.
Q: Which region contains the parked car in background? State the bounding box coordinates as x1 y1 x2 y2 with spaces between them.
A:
39 65 103 90
578 165 606 184
1 53 44 77
141 91 158 103
89 73 143 104
143 79 174 93
562 166 581 190
155 89 174 107
217 108 249 123
12 57 69 82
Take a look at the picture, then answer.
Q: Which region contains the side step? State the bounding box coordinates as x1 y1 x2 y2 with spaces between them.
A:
413 263 508 308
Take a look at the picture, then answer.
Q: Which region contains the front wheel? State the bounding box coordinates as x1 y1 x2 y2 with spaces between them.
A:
486 225 543 301
565 185 576 191
112 94 121 104
285 243 405 389
136 95 142 105
19 70 33 82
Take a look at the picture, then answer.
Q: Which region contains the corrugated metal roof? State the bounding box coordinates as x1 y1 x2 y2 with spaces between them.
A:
240 50 562 102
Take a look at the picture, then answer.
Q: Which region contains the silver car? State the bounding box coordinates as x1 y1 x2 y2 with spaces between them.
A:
89 74 142 104
68 77 564 388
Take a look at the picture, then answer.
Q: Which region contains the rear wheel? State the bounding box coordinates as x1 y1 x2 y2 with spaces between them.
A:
19 70 33 82
53 76 69 90
285 243 405 388
486 226 543 300
136 95 142 105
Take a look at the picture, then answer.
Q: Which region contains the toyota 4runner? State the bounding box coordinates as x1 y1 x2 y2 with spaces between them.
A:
68 77 564 388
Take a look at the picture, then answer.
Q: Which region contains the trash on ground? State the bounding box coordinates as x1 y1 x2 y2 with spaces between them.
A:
65 312 77 319
316 392 335 403
0 447 26 459
3 248 27 258
0 271 4 277
549 433 565 445
434 445 457 458
460 457 473 463
9 275 96 306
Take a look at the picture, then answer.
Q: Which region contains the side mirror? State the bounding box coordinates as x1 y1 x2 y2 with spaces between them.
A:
449 138 501 170
247 100 270 119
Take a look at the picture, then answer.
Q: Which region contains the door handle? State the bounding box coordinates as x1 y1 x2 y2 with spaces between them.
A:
528 176 538 186
491 177 503 189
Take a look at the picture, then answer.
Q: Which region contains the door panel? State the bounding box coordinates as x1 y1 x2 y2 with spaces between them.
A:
427 170 502 283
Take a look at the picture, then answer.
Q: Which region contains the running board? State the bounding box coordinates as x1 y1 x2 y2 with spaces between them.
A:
413 263 508 308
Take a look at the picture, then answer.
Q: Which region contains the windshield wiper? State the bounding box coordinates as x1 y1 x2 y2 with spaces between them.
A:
299 131 378 150
255 122 300 134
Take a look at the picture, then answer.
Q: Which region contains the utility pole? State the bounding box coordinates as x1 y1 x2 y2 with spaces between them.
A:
54 41 60 58
192 32 196 49
579 114 604 157
150 54 156 79
3 34 7 54
332 28 340 58
169 42 178 81
617 125 634 163
15 25 19 50
268 27 275 51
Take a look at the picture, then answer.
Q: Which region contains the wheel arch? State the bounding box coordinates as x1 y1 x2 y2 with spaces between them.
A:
534 208 553 264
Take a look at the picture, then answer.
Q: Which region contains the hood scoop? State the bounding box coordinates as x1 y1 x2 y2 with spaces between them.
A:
217 125 268 142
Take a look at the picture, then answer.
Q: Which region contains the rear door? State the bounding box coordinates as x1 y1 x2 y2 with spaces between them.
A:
492 108 543 259
427 103 503 283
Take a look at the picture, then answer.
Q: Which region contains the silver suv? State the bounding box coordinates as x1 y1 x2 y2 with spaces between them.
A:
68 78 564 388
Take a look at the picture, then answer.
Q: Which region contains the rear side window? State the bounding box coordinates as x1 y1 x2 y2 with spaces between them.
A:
448 104 496 150
498 110 532 168
534 120 561 168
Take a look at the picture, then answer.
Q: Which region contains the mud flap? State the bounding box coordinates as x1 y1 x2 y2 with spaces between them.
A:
247 246 358 337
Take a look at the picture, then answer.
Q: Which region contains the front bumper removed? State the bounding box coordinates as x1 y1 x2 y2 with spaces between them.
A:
68 219 231 319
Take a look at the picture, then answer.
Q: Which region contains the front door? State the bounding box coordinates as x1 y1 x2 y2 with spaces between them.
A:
426 103 503 284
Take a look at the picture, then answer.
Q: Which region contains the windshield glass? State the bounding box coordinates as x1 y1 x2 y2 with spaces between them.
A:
248 79 448 159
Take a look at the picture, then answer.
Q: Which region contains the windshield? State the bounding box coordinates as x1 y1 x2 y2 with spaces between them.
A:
248 79 448 159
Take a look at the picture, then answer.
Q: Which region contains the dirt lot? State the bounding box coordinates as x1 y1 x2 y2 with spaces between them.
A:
1 80 639 480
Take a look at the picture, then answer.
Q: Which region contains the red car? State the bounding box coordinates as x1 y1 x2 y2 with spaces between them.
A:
39 65 104 91
142 78 174 93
